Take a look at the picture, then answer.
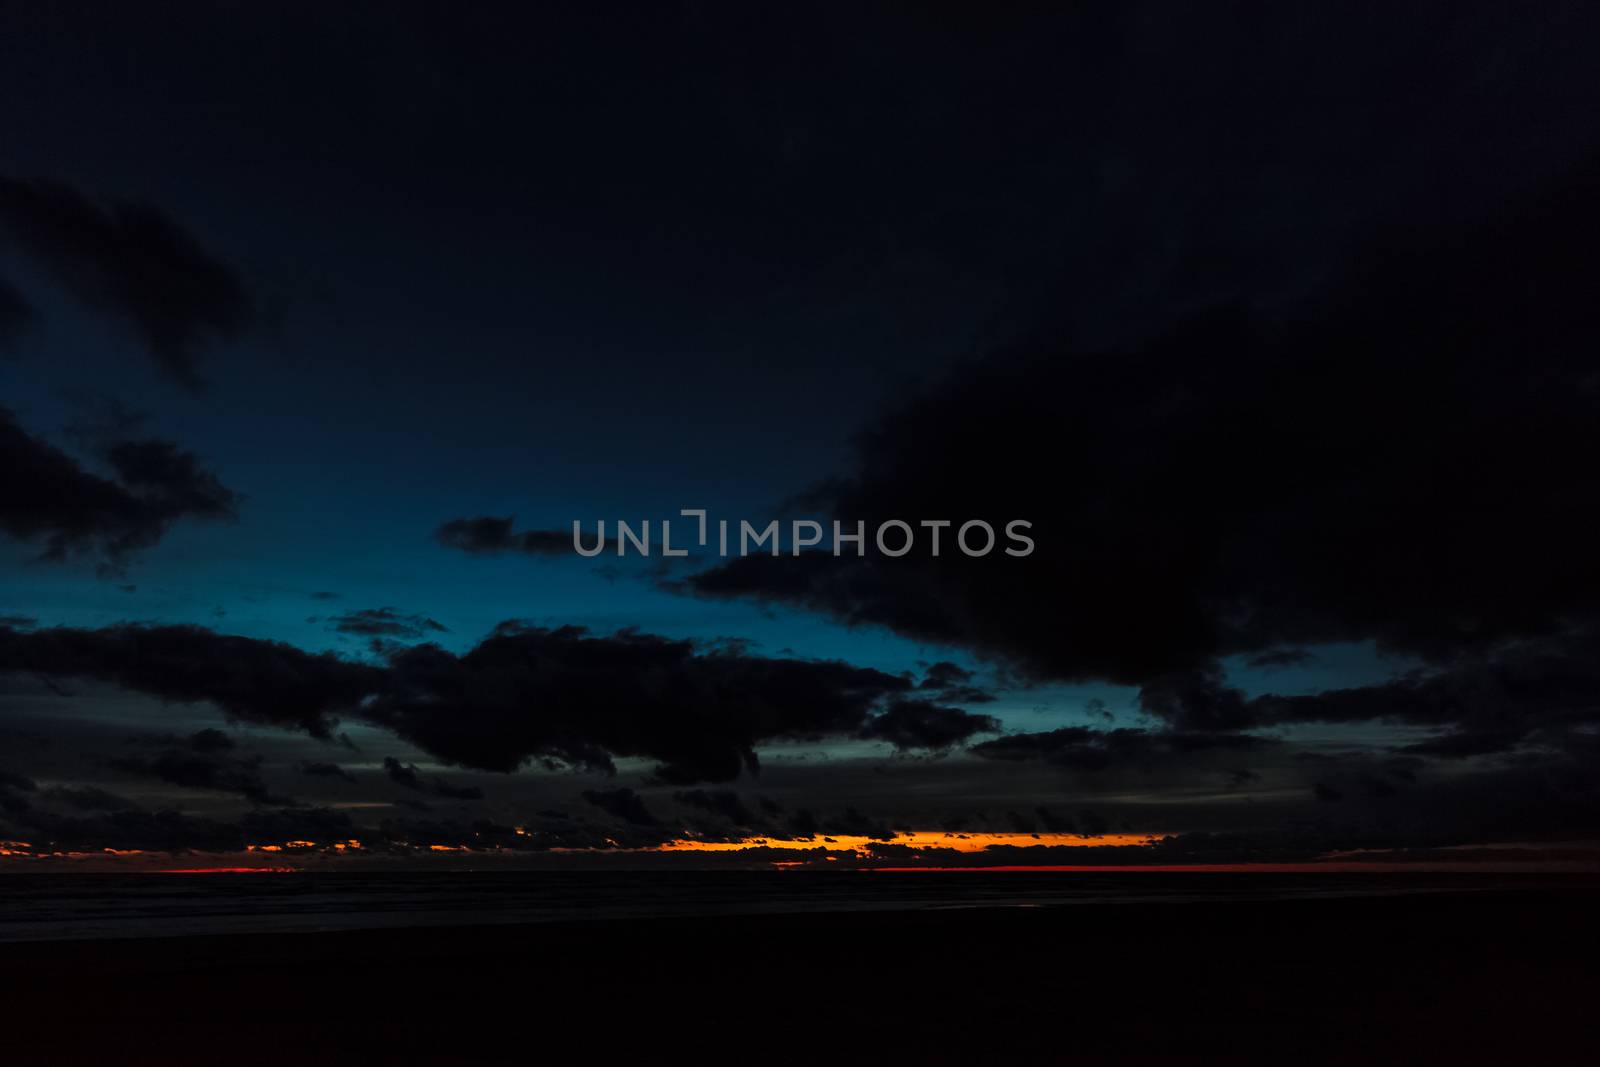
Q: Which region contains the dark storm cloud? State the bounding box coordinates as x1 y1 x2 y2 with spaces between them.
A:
926 685 994 706
685 151 1600 757
919 662 975 689
366 623 916 782
1034 806 1077 834
0 623 383 738
237 806 356 843
857 698 1000 752
6 807 240 853
297 761 357 783
674 789 759 828
0 406 239 568
381 756 483 800
0 174 252 388
326 608 448 639
1399 730 1528 760
1131 632 1600 767
812 807 897 841
1239 626 1600 757
435 516 586 557
915 661 996 705
100 440 236 516
0 768 37 815
1137 668 1255 733
40 785 137 811
187 728 234 753
107 729 293 805
971 726 1270 772
0 620 925 784
1225 769 1261 791
582 787 658 827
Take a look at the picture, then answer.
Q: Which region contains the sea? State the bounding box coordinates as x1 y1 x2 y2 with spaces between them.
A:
0 869 1586 943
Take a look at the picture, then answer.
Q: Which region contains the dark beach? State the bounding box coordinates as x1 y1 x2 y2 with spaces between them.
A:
3 877 1596 1065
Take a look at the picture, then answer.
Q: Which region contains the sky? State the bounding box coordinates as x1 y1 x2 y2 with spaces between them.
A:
2 4 1599 870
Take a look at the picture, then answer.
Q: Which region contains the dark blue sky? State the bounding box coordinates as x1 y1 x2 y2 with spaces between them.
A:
0 6 1425 688
3 5 1598 865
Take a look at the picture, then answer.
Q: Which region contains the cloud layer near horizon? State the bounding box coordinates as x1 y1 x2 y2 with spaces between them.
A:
0 620 987 783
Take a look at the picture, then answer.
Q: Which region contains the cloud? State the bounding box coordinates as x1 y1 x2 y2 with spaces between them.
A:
381 756 483 800
297 761 357 783
1398 730 1529 760
435 516 589 556
39 785 138 811
5 807 243 853
0 623 384 738
325 608 448 640
915 661 996 705
674 789 759 828
1239 626 1600 757
0 174 253 387
107 745 295 806
857 698 1000 752
971 726 1270 771
0 768 36 814
1 406 240 569
366 623 917 781
1225 769 1261 791
1247 649 1315 669
918 661 974 689
0 620 926 784
187 727 235 753
682 154 1600 758
0 275 35 347
811 807 898 841
582 787 658 827
0 769 36 793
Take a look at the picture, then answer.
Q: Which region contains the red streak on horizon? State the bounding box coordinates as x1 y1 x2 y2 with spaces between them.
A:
154 866 299 874
866 862 1596 873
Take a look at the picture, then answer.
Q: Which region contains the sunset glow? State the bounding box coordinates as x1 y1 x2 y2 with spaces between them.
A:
155 867 299 874
658 832 1165 854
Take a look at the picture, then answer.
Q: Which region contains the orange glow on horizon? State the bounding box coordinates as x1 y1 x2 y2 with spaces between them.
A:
659 832 1164 855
